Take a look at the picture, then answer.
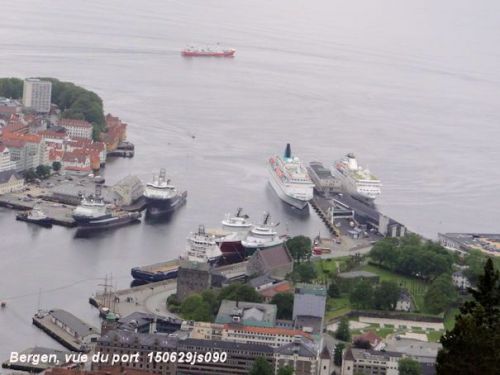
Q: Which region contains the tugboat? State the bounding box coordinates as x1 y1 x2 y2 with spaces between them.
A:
144 169 187 218
241 212 285 254
16 207 53 228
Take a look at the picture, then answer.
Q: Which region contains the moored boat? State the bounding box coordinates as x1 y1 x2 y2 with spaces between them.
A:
181 46 236 57
16 207 52 228
241 212 285 254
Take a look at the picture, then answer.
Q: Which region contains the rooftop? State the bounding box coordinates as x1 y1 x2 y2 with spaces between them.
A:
216 300 277 327
49 309 98 337
295 283 327 297
181 338 274 353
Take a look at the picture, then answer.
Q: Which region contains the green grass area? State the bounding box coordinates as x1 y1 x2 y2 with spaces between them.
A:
427 330 444 342
361 264 429 310
314 258 349 280
444 307 460 330
325 296 352 320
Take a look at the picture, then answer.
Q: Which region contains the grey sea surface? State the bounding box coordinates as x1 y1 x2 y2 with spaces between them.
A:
0 0 499 360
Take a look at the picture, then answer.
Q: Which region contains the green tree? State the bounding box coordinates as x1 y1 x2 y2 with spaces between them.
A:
399 357 421 375
51 161 62 172
289 262 317 283
201 289 219 316
277 365 294 375
249 357 273 375
349 279 374 309
180 294 213 322
0 78 23 98
271 292 294 320
424 274 457 314
328 279 341 298
35 165 51 179
23 169 37 183
333 343 345 366
286 235 312 262
218 283 263 304
437 259 500 374
335 317 351 341
373 281 401 310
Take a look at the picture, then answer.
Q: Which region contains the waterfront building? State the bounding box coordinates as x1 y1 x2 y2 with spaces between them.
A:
216 300 277 327
101 114 127 151
47 309 100 346
58 119 93 139
0 169 24 194
292 284 327 335
341 348 401 375
61 150 92 172
111 175 144 206
22 78 52 113
439 232 500 256
274 339 319 375
247 245 294 279
176 338 274 375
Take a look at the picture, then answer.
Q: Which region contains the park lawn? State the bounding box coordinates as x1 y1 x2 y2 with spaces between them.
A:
361 264 429 311
427 330 445 342
444 307 460 330
314 257 349 280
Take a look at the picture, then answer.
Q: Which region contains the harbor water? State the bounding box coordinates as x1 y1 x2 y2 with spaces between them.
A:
1 0 500 361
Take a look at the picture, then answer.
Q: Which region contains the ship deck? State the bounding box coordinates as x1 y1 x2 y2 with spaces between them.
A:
138 259 180 272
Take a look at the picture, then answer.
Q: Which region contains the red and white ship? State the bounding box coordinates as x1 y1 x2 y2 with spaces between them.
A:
181 46 236 57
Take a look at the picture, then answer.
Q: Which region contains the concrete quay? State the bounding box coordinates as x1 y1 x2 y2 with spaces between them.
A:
89 279 178 320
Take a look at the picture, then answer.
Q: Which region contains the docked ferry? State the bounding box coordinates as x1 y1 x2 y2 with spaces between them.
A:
267 144 314 209
332 153 382 201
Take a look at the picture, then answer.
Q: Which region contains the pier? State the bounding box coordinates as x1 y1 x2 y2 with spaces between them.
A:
32 309 99 352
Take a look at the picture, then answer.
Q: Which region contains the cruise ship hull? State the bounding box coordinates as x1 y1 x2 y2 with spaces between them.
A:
145 191 187 218
268 168 309 209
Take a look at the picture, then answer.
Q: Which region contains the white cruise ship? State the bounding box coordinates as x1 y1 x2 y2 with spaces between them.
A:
332 153 381 201
267 144 314 209
185 225 223 265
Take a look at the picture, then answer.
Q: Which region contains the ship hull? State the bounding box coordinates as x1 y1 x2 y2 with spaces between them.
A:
131 267 178 283
76 213 141 235
16 214 53 228
145 191 187 217
217 239 246 261
268 167 309 209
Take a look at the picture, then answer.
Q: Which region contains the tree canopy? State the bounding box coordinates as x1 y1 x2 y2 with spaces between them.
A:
399 357 422 375
249 357 274 375
0 78 23 98
335 317 351 341
217 283 263 304
370 234 454 281
424 274 457 314
286 235 312 262
333 343 345 366
436 259 500 374
277 365 294 375
349 279 374 309
271 292 294 320
289 261 317 283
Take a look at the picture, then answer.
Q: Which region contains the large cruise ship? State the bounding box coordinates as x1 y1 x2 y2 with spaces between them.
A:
332 153 382 201
267 144 314 209
144 169 186 217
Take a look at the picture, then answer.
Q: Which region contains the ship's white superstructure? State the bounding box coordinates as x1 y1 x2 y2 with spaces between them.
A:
144 169 177 201
222 208 252 231
185 225 223 264
72 186 110 223
241 213 284 249
267 144 314 209
332 153 381 201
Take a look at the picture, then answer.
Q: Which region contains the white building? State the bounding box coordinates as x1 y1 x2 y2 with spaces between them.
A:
395 291 412 312
452 271 471 290
58 119 93 140
0 145 16 172
22 78 52 113
342 348 401 375
0 170 24 194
